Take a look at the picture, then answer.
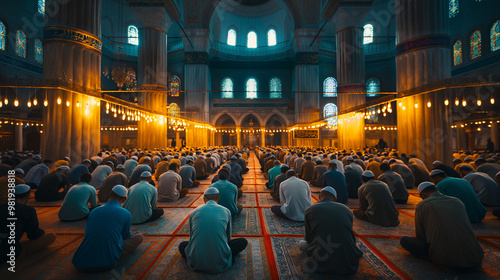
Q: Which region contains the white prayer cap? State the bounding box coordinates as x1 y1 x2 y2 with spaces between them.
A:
14 168 24 174
432 161 442 165
430 169 445 177
223 164 232 170
83 159 91 164
14 184 31 195
131 156 138 160
116 164 124 169
329 160 337 164
418 182 435 194
33 155 42 160
344 165 352 170
281 164 289 168
321 186 337 198
204 187 219 195
143 157 151 161
112 185 128 197
362 170 375 178
496 171 500 177
57 165 70 170
64 157 71 162
346 156 353 161
141 171 152 177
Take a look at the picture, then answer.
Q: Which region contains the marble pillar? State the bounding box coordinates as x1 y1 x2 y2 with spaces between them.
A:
15 125 22 151
236 127 241 149
491 122 498 151
260 127 266 148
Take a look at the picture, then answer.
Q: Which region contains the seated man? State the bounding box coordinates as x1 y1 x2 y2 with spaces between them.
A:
72 185 143 272
179 188 248 273
430 169 486 223
34 165 70 202
123 171 164 224
266 160 281 190
67 159 91 186
194 156 209 180
323 161 348 204
378 163 409 204
205 153 217 174
210 169 242 218
270 164 290 201
353 171 400 227
23 159 52 189
128 157 153 186
90 162 114 189
389 160 415 189
271 170 312 222
345 165 363 199
58 173 97 221
300 156 316 182
212 164 243 190
0 184 57 264
311 160 328 188
158 163 189 202
154 157 170 180
299 187 362 275
97 164 128 203
123 156 139 179
460 165 500 207
179 159 200 189
400 182 484 268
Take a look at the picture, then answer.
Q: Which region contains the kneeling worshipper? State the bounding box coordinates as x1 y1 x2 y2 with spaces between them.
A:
430 169 486 223
323 161 348 204
210 168 242 218
123 156 139 178
270 164 290 201
97 164 128 203
345 165 363 199
179 159 200 188
353 171 400 227
23 159 52 189
400 182 484 268
271 170 312 222
128 157 153 186
90 161 114 189
266 160 281 190
311 160 328 188
459 165 500 207
212 164 243 190
72 185 144 272
194 155 209 180
123 171 164 224
0 184 57 264
378 163 409 204
67 159 91 186
34 165 70 202
58 173 97 221
178 187 248 274
154 157 170 179
157 163 189 202
299 187 362 275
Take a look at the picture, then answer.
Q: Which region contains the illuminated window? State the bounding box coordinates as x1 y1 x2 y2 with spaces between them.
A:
323 77 337 97
35 39 43 63
168 103 180 117
453 40 462 65
246 78 258 99
227 29 236 46
222 78 233 99
128 25 139 46
16 30 26 58
247 31 257 48
0 22 5 51
267 29 277 46
169 76 180 97
323 103 338 126
470 30 481 59
363 24 374 44
38 0 45 15
449 0 459 18
491 20 500 52
269 77 281 98
366 78 380 97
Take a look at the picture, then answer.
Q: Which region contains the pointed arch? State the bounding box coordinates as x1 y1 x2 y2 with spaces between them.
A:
470 30 482 59
323 77 337 97
453 40 463 65
247 31 257 48
246 77 258 99
491 20 500 52
269 77 281 98
222 77 233 98
128 25 138 45
227 29 237 46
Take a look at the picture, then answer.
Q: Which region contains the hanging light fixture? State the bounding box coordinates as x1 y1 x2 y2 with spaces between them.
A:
462 99 467 107
43 90 48 107
491 97 495 104
57 96 62 105
66 100 70 107
414 102 418 109
14 89 19 107
444 98 449 106
427 101 432 108
477 98 482 106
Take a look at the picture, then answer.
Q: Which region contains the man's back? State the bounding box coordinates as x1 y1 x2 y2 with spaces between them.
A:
463 171 500 206
58 183 96 221
123 181 157 224
477 163 500 180
300 161 316 181
179 165 196 188
90 165 113 189
158 171 182 202
211 180 238 218
378 171 409 203
98 172 128 203
436 177 486 223
280 177 312 221
358 180 399 227
323 170 348 204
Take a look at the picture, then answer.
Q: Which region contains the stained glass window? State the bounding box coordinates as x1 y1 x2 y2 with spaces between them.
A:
270 77 281 98
323 103 338 126
227 29 236 46
222 78 233 98
449 0 459 18
366 78 380 97
246 78 257 99
267 29 277 46
128 25 138 46
16 30 26 58
323 77 337 97
363 24 374 44
0 22 5 51
35 39 43 63
491 20 500 52
247 31 257 48
470 30 481 59
38 0 45 15
453 40 463 65
168 103 180 117
169 76 180 97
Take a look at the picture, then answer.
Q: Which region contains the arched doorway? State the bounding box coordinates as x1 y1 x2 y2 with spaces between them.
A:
215 114 236 146
241 114 261 148
265 114 287 147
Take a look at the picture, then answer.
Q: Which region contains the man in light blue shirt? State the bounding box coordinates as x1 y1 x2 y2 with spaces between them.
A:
123 156 138 178
123 171 163 224
128 158 153 186
210 169 242 218
90 162 114 189
24 160 51 188
179 187 248 273
58 173 97 221
179 159 200 188
267 160 281 190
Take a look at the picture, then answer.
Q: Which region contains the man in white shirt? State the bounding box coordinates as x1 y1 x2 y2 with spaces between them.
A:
271 170 312 222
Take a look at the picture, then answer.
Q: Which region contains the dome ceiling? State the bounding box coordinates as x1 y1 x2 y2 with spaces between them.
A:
234 0 271 5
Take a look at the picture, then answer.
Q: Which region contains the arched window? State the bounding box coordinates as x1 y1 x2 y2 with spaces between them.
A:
323 103 338 126
246 78 258 99
128 25 139 46
38 0 45 15
269 77 281 98
168 103 180 117
247 31 257 48
0 22 5 51
221 78 233 99
227 29 236 46
453 40 463 65
267 29 277 46
323 77 337 97
366 78 380 97
470 30 482 59
363 24 374 44
449 0 459 18
35 39 43 63
491 20 500 52
16 30 26 58
169 76 180 97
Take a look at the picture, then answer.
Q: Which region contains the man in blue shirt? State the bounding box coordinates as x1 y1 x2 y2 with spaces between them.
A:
128 158 153 186
72 185 143 272
266 160 281 190
58 173 97 221
210 169 242 218
323 161 348 204
178 187 248 273
67 159 91 185
179 159 200 188
123 171 163 224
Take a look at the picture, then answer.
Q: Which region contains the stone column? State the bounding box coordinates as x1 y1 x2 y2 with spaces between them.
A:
15 125 23 151
491 122 498 151
395 0 452 167
457 125 466 150
260 127 266 148
175 131 180 148
42 0 101 162
236 127 241 149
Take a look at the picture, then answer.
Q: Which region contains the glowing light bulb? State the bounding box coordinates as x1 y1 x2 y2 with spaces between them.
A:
444 99 449 106
76 101 80 108
0 101 3 108
402 105 406 110
491 98 495 104
27 100 32 107
414 103 418 108
427 101 432 108
57 97 62 105
398 102 402 107
66 101 70 107
44 99 48 107
4 97 8 105
14 98 19 107
462 100 466 107
477 99 481 106
455 98 459 106
106 103 109 109
33 98 38 106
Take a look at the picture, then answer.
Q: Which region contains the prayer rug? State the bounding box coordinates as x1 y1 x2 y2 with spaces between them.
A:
185 184 209 193
130 208 192 235
256 185 271 192
309 185 323 193
243 179 256 185
352 210 415 237
157 194 200 207
262 208 305 235
38 208 87 234
240 185 256 192
239 193 258 207
257 193 280 207
28 198 63 207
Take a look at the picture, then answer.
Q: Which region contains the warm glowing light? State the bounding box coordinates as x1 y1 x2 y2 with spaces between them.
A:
477 127 481 131
491 98 495 104
444 99 449 106
44 99 48 107
33 98 38 106
477 99 482 106
57 97 62 105
14 98 19 107
0 101 2 108
66 101 70 107
402 105 406 110
462 100 466 107
414 103 418 108
106 103 110 109
27 100 32 107
398 102 402 107
427 101 431 108
76 101 80 108
455 98 459 106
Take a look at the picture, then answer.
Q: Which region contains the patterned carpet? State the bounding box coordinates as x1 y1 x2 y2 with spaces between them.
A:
2 152 500 279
